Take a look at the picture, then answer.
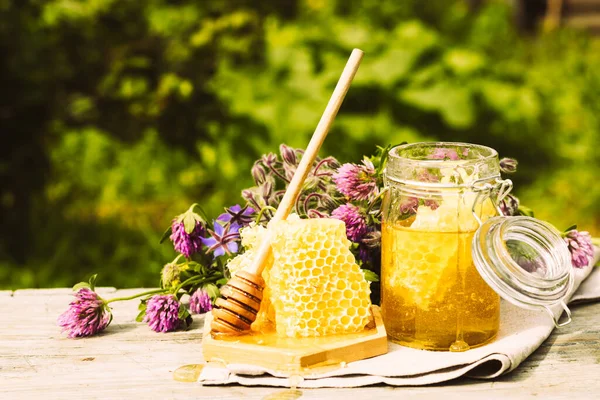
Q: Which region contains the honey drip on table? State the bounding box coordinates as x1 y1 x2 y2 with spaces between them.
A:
173 364 205 382
262 389 303 400
261 376 304 400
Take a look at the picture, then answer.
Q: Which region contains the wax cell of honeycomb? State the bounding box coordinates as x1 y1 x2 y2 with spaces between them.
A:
268 218 372 338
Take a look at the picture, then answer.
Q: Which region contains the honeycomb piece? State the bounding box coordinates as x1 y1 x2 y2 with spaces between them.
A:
268 218 371 337
228 223 270 277
410 195 496 232
384 181 498 310
383 224 458 311
226 217 372 337
411 166 498 232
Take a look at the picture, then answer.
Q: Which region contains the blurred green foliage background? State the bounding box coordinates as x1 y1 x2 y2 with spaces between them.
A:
1 0 599 289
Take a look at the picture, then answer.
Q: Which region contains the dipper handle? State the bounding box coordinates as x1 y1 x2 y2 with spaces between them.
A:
247 48 364 276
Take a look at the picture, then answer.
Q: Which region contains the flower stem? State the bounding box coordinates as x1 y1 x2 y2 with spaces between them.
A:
365 186 388 217
266 163 290 184
255 206 277 224
173 273 221 294
106 288 167 304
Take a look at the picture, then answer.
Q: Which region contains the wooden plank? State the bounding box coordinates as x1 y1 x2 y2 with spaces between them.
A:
1 289 599 399
202 306 388 374
566 0 600 13
12 287 117 296
563 14 600 33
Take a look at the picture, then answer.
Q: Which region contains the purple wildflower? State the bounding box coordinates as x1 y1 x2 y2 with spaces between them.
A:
261 152 278 167
331 203 368 242
417 170 440 183
563 229 594 268
332 160 378 201
499 194 520 216
362 230 381 249
280 144 297 165
57 288 111 338
202 221 241 257
251 163 267 184
423 199 440 210
189 290 212 314
144 295 182 333
517 258 546 275
217 204 255 227
429 148 460 160
170 220 204 258
400 197 419 214
358 244 371 264
499 158 518 174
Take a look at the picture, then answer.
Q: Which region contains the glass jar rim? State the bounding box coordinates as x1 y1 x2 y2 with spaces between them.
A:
389 142 498 166
386 142 500 188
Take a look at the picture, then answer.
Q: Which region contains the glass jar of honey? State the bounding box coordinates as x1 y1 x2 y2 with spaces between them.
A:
381 142 574 352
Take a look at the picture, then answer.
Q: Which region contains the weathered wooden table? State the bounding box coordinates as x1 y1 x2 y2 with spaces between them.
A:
2 288 600 399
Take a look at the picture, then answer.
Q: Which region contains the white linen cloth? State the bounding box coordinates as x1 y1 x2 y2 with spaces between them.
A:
199 250 600 387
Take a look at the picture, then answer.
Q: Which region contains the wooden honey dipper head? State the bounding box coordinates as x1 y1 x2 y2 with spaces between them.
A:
210 49 364 335
210 270 265 335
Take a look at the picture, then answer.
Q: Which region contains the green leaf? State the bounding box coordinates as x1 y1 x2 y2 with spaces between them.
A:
73 282 91 291
479 80 541 122
202 283 220 300
362 269 380 282
443 49 486 76
136 299 147 322
399 83 474 129
186 261 202 273
183 213 197 234
88 274 98 291
192 205 209 223
517 205 535 217
135 309 146 323
178 304 190 320
216 278 229 286
178 80 194 98
138 299 147 310
159 226 172 244
564 224 577 232
506 240 538 262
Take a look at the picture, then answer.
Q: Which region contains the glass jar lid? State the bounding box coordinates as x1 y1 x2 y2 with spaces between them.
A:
472 216 575 328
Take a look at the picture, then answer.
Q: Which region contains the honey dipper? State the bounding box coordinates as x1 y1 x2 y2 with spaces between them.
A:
211 48 364 335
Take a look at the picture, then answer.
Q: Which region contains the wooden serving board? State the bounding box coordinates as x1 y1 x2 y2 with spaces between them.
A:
201 306 388 375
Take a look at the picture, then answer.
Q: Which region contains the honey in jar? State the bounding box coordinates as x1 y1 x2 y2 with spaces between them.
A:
381 217 499 351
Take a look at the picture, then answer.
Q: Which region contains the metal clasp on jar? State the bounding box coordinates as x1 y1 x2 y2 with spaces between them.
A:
470 177 513 227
